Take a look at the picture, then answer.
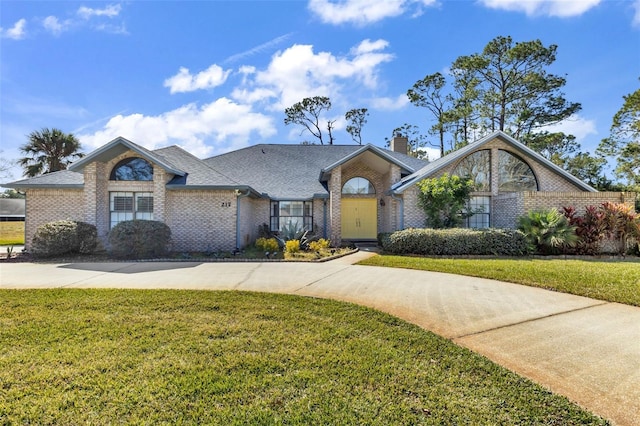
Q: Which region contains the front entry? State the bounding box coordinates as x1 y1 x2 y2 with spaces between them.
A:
341 198 377 240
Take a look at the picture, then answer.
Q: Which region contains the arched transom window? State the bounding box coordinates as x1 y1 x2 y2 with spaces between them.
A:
451 150 491 191
110 157 154 181
498 150 538 191
342 177 375 195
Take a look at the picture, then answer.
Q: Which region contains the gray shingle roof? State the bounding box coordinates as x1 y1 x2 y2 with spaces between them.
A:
204 144 427 199
3 138 429 198
153 146 240 188
4 170 84 188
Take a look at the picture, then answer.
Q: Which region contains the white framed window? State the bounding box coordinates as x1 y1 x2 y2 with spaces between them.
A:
110 192 154 228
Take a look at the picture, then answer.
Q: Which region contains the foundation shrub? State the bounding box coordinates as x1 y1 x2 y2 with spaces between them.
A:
285 239 300 254
563 202 640 255
255 237 279 252
308 238 330 251
380 228 529 256
518 209 577 255
563 206 606 255
108 220 171 259
31 220 98 258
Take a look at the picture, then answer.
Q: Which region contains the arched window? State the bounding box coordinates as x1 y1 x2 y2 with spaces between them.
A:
342 177 375 195
451 150 491 191
110 157 154 181
498 150 538 191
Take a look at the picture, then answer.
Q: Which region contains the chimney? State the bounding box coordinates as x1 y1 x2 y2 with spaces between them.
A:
390 133 408 155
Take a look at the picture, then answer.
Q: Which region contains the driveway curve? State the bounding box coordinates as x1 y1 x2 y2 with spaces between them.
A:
1 251 638 425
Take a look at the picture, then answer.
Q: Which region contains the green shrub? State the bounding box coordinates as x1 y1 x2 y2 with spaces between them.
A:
75 221 99 254
31 220 98 258
380 228 529 256
255 237 279 252
416 173 475 228
518 208 577 255
108 220 171 259
285 239 300 254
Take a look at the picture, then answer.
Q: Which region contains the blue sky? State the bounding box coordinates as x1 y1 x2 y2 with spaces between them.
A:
1 0 639 182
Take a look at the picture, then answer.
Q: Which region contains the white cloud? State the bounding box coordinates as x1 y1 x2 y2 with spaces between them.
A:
1 19 27 40
164 65 232 94
369 94 409 110
235 40 393 109
78 98 276 157
77 4 122 19
541 114 597 141
633 0 640 27
42 16 71 35
351 38 389 55
479 0 600 17
308 0 436 26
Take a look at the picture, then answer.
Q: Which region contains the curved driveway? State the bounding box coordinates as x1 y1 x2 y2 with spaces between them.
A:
1 250 638 425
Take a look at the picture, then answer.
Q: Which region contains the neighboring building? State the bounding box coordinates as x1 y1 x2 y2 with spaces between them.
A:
4 131 635 252
0 198 25 222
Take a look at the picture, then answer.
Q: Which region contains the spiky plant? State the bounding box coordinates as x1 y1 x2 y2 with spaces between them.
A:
518 208 577 255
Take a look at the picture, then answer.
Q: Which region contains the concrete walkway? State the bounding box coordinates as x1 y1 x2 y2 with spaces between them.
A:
1 251 638 425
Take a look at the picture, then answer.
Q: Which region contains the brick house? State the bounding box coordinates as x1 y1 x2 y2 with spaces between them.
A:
5 131 635 252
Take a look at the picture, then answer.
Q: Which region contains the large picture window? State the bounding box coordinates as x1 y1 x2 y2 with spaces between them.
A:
110 157 154 181
270 201 313 234
452 150 491 191
110 192 154 228
498 150 538 191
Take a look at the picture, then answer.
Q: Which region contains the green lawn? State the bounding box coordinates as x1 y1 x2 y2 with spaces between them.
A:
0 221 24 245
359 255 640 306
0 289 606 425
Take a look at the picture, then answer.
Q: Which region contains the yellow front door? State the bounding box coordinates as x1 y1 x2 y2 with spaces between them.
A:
341 198 377 239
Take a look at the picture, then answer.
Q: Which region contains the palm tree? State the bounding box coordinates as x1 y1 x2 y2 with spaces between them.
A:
517 208 577 254
19 128 84 177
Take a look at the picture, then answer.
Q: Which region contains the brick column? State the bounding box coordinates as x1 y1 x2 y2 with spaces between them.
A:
329 166 342 246
153 166 166 222
84 162 109 242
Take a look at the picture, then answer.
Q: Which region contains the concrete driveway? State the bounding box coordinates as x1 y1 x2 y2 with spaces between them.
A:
1 251 638 425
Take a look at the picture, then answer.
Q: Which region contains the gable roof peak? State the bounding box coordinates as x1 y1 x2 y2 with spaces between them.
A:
68 136 186 176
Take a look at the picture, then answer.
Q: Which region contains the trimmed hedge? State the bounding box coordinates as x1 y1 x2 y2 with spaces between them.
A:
31 220 98 258
379 228 529 256
108 220 171 259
